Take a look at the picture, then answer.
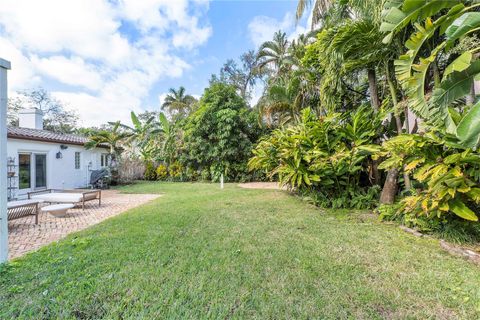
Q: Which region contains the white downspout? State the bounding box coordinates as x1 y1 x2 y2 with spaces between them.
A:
0 58 11 263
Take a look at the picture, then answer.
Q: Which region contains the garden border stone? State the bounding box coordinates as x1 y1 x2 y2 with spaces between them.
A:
399 225 480 266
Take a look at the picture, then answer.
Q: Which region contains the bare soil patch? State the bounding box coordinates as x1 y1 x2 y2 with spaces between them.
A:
237 182 287 190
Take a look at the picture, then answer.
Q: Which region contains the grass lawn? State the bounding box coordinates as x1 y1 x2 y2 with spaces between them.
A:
1 182 480 319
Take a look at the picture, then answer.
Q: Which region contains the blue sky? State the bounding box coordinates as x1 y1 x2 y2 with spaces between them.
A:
156 1 299 96
0 0 309 126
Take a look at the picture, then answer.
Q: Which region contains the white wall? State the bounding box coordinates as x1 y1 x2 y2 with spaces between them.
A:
7 138 106 199
0 58 10 263
18 108 44 130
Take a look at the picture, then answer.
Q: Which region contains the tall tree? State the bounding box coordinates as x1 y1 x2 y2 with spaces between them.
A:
256 31 321 127
257 31 293 77
296 0 385 28
220 50 264 100
118 111 162 163
85 121 131 163
161 87 197 117
183 83 262 181
7 88 79 133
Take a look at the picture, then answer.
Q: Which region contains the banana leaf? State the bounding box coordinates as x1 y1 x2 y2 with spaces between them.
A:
443 51 472 80
430 60 480 134
381 0 459 43
446 12 480 47
456 100 480 149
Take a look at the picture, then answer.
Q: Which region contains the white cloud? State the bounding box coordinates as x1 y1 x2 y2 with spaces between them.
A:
53 91 143 127
32 56 103 91
248 12 309 47
0 38 40 89
0 0 124 62
172 17 212 49
0 0 211 126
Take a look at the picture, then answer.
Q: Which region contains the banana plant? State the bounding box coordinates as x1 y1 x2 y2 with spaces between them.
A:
381 0 480 149
158 112 179 166
115 111 162 162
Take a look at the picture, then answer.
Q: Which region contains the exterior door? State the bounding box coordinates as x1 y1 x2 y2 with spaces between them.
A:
18 153 47 193
34 154 47 189
18 153 31 191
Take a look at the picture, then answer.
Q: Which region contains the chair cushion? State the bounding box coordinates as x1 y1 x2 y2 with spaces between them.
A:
7 199 44 209
31 193 83 203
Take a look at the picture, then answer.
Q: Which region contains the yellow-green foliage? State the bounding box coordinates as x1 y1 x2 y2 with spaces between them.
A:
249 107 383 209
169 162 183 179
156 164 168 180
376 133 480 224
144 162 157 181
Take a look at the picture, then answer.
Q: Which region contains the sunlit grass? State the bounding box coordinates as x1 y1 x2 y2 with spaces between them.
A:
1 182 479 318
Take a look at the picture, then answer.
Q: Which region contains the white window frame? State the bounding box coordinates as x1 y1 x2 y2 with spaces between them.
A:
75 152 81 170
18 152 48 191
101 153 109 167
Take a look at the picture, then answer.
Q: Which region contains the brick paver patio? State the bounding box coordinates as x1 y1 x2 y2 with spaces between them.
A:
8 190 160 259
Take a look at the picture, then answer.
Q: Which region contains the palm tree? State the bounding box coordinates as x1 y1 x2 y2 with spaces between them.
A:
161 87 197 117
257 67 319 127
296 0 385 28
297 0 406 200
290 30 318 63
85 121 131 165
257 83 298 127
116 111 162 163
257 31 293 77
256 31 321 127
296 0 334 27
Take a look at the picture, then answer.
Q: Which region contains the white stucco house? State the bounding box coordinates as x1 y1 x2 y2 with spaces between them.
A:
7 108 108 200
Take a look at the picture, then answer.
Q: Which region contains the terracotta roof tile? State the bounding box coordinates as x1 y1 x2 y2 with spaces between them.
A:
7 127 90 146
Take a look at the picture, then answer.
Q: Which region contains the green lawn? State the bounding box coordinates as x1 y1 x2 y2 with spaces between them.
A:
1 182 480 319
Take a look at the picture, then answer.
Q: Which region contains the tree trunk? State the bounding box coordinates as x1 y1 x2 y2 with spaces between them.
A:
370 68 382 184
368 69 380 113
393 113 412 190
371 159 382 186
404 106 410 133
403 169 412 190
386 63 411 191
380 168 399 204
395 115 403 134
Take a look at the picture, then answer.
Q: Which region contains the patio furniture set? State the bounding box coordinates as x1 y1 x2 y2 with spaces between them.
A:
7 189 101 223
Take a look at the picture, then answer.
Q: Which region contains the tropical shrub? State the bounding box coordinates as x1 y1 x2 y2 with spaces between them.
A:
184 167 199 181
182 83 264 182
376 133 480 228
155 164 168 180
200 168 211 181
301 185 381 210
144 162 157 181
169 162 184 181
249 106 384 209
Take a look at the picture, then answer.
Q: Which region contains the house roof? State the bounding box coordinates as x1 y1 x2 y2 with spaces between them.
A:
7 127 92 146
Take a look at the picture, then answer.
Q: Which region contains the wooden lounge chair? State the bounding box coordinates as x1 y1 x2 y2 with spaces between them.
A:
7 199 43 224
28 189 101 210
